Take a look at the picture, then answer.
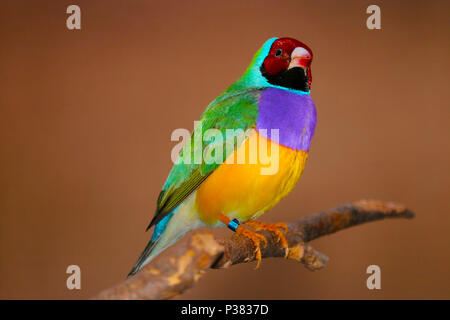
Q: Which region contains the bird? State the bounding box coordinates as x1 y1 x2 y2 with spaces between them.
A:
128 37 317 276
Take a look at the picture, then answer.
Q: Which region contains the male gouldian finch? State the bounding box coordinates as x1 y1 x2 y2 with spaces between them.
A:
128 37 316 276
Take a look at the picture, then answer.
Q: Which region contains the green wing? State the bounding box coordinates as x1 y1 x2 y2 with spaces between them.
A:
147 88 262 229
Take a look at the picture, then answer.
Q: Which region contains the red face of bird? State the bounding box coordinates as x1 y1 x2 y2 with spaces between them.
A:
260 38 313 92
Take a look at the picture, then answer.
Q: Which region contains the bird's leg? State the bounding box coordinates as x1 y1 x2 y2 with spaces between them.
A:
243 221 289 257
218 214 268 269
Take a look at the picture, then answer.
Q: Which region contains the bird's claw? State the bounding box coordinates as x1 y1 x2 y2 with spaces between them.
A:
236 225 268 269
244 221 289 258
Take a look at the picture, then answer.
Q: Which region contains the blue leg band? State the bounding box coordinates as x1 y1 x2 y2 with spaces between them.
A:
227 219 240 232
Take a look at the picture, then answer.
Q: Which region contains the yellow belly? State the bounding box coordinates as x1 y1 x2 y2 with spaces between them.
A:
195 131 308 225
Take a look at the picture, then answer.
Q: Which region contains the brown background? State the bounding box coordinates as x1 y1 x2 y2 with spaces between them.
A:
1 0 449 299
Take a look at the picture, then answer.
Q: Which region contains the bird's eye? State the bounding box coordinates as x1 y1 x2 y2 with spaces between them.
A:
275 48 282 57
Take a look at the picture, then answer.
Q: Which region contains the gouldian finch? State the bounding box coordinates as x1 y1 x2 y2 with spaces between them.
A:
129 37 316 276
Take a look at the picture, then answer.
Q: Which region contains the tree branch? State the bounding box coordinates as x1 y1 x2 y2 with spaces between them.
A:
94 199 414 300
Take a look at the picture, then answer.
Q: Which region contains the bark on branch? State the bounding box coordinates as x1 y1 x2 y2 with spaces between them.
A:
94 199 414 300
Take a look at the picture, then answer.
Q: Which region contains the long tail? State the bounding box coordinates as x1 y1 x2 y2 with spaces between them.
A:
128 211 175 277
128 239 158 277
128 200 201 277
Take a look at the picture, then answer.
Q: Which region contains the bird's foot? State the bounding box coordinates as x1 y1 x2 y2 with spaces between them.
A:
236 225 268 269
244 221 289 258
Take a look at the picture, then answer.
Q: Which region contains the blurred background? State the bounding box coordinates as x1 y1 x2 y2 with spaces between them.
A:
0 0 449 299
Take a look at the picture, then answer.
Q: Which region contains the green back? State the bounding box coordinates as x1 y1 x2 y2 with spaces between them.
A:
148 88 261 228
147 38 278 229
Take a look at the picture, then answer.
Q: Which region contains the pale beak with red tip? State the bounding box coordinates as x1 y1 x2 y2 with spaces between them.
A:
288 47 312 70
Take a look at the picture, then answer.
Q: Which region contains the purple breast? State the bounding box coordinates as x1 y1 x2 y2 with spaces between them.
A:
256 87 317 151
